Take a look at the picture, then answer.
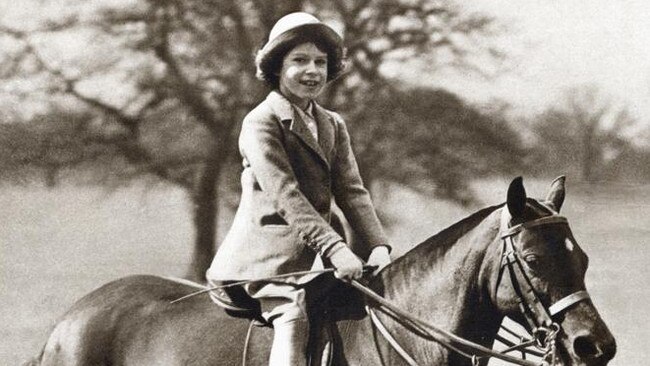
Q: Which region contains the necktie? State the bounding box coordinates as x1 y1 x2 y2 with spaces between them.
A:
301 103 318 141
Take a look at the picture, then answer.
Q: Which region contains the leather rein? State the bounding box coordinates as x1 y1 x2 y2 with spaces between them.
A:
359 207 591 366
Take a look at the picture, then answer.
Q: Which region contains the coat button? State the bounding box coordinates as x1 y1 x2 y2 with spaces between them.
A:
278 209 286 217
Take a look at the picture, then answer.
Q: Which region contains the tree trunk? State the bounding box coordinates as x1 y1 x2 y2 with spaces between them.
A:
44 166 58 188
581 125 596 182
186 154 221 282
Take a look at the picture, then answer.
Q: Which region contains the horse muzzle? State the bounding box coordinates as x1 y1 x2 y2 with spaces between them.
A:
557 303 617 366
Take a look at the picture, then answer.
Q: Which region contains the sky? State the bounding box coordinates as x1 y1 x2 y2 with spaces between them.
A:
434 0 650 123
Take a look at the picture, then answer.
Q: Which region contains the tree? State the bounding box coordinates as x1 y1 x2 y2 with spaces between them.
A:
313 0 513 202
0 108 120 187
1 0 512 280
1 1 295 281
529 85 636 182
343 86 524 205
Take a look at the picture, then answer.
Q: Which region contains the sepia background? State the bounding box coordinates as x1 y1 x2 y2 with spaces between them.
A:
1 1 648 365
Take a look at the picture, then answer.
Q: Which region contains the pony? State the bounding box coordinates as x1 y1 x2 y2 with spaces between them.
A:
27 177 616 365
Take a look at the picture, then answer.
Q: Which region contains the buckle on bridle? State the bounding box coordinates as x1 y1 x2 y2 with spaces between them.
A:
532 323 560 350
533 323 560 365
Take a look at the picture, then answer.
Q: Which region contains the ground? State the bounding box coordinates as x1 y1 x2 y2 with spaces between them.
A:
0 178 647 365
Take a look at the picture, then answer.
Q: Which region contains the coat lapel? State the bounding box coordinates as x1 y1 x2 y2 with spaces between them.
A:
266 91 330 169
312 102 335 164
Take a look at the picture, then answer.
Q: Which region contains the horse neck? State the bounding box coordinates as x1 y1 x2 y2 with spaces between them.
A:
379 207 505 345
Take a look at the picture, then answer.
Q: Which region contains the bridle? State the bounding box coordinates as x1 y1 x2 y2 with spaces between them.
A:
363 205 592 366
495 206 591 363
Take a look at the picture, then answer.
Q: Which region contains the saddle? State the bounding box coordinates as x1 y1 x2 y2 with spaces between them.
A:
210 273 369 366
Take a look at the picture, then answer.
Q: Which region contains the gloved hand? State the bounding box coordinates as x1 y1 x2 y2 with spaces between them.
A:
325 242 364 281
367 245 391 275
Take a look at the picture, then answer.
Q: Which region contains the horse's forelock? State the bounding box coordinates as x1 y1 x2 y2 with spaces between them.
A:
509 198 556 225
526 198 556 216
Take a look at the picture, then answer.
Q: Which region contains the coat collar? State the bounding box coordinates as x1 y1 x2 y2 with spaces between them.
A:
265 91 334 168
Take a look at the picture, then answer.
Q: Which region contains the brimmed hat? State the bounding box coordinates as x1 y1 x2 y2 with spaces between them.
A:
255 12 345 87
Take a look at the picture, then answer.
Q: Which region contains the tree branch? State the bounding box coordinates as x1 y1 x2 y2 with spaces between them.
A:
150 5 221 137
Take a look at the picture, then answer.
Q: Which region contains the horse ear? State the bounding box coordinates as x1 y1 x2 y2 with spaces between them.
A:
507 176 527 219
545 175 566 212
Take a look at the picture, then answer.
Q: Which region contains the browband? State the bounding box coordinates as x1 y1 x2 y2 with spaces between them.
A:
501 215 568 238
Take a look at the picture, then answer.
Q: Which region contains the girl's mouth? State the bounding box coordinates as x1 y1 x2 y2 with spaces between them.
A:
301 80 320 87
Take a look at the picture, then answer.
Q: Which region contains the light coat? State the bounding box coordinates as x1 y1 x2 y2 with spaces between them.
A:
207 91 388 282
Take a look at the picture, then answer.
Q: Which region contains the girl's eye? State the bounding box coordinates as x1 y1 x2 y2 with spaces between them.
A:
315 59 327 66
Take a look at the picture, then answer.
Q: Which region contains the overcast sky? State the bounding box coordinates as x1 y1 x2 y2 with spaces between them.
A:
439 0 650 122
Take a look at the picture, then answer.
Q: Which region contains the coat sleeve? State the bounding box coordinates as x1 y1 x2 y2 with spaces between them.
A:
239 112 343 255
330 112 390 251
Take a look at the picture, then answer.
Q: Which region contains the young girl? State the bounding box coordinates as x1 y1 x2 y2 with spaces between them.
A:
206 12 391 365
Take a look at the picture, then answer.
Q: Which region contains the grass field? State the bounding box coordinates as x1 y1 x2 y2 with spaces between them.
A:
1 178 647 365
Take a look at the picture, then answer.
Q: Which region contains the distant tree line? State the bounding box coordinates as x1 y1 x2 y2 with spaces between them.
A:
526 85 648 183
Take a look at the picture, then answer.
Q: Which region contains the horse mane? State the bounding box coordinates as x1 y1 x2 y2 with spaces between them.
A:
394 198 553 265
390 203 504 269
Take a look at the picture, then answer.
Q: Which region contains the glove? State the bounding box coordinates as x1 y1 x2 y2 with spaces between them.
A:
325 242 364 281
367 245 391 275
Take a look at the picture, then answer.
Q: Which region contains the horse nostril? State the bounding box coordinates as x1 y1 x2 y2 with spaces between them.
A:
573 335 601 359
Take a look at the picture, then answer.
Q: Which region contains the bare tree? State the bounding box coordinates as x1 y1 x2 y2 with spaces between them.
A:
530 85 636 182
1 0 513 280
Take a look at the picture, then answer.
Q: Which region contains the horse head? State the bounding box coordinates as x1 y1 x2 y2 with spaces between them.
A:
490 177 616 365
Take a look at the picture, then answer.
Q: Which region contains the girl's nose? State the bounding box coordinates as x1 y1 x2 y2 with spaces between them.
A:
305 61 319 73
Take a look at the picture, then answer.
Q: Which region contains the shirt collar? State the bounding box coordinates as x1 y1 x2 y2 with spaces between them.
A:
266 90 317 120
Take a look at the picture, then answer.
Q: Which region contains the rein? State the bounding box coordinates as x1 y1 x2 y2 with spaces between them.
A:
170 208 591 366
351 280 543 366
357 208 591 366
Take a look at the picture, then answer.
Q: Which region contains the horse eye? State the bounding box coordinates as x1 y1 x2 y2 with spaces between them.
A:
523 253 539 265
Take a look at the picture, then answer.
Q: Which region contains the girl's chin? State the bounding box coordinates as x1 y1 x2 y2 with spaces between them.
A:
301 82 324 92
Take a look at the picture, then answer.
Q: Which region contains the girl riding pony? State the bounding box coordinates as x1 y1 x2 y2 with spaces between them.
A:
206 12 391 365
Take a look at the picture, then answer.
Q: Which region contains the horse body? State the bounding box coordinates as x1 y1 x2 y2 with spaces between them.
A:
31 178 616 366
37 276 250 365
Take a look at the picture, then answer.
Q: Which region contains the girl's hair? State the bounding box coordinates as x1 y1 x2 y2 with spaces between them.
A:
255 25 345 89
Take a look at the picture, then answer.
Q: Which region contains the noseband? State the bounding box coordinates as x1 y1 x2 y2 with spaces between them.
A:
497 207 591 361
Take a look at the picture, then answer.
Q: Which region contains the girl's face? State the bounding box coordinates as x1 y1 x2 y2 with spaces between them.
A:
278 42 328 109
